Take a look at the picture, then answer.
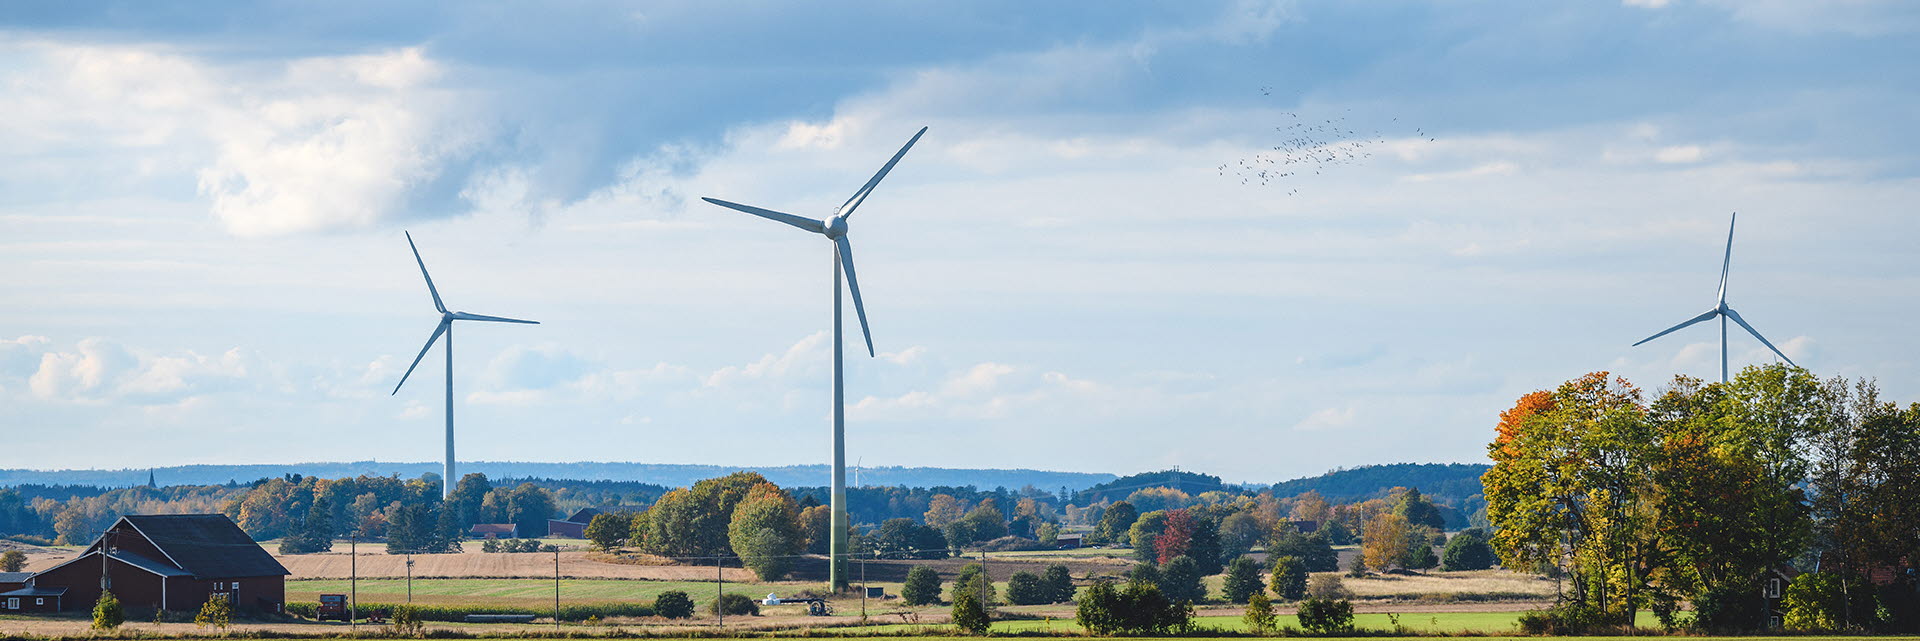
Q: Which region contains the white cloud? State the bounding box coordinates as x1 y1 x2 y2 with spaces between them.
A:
1655 145 1705 164
1293 405 1358 431
1624 0 1670 9
704 332 828 388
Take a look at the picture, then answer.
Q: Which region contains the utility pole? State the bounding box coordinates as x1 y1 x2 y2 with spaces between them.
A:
405 552 413 603
859 551 868 623
715 556 724 628
553 545 561 628
350 532 358 629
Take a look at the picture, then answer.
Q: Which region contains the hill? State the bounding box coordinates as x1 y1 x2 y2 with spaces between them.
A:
0 461 1116 492
1268 463 1489 506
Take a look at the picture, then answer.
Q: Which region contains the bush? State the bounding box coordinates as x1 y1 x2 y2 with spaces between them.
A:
950 563 996 605
1222 556 1264 604
92 590 124 631
1 550 27 572
978 536 1049 552
195 594 233 629
1517 603 1600 636
1007 571 1049 605
1268 555 1307 601
1268 530 1338 572
1440 528 1495 571
711 593 759 616
1160 555 1206 603
1296 597 1355 635
1128 562 1161 589
952 590 991 634
1043 564 1076 603
1307 574 1352 600
1345 552 1368 578
385 604 423 636
1403 541 1439 570
1693 583 1767 633
1242 591 1276 634
902 566 943 605
1783 572 1879 632
1075 579 1192 635
653 590 695 619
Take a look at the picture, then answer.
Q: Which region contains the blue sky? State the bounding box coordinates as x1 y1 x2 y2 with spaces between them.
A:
2 1 1916 482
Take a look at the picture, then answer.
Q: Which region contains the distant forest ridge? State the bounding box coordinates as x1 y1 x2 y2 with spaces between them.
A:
0 461 1118 492
1267 463 1490 505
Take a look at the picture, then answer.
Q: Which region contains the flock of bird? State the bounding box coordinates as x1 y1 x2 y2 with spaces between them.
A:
1223 88 1436 193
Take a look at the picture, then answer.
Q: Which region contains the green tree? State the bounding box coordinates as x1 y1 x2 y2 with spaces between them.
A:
1242 591 1277 634
1218 511 1265 560
91 590 124 631
1441 528 1495 571
901 566 943 605
1042 564 1075 603
1007 571 1048 605
1267 527 1337 572
1159 555 1205 603
950 563 997 605
446 473 491 529
504 483 557 538
653 590 695 619
798 504 832 555
727 483 803 581
1093 501 1138 545
951 587 990 634
1296 597 1354 635
1268 555 1308 601
1392 487 1446 531
1221 556 1263 604
1128 510 1169 562
584 512 631 551
872 518 947 559
0 550 25 572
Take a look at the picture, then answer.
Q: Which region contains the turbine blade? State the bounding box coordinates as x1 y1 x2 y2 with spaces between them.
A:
392 320 449 395
836 126 928 219
700 197 825 234
1717 212 1736 304
1724 306 1797 366
1632 308 1720 347
836 236 875 357
406 231 447 314
449 312 539 324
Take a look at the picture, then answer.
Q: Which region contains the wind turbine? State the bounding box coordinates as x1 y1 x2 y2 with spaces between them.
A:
391 231 539 499
1631 212 1796 382
701 126 927 590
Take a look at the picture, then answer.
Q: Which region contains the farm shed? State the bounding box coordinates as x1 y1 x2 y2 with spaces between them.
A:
25 514 288 614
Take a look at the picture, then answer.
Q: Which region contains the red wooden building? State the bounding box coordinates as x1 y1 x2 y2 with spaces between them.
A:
17 514 289 614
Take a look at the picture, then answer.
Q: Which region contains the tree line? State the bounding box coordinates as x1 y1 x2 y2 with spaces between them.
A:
1485 364 1920 633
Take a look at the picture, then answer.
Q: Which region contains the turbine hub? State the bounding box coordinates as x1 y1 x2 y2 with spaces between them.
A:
824 216 848 239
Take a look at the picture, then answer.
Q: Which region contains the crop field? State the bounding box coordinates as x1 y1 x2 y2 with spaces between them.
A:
286 577 803 608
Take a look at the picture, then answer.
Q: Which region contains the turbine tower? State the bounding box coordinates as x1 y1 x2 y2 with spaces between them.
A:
702 126 926 590
1632 212 1796 382
392 232 539 498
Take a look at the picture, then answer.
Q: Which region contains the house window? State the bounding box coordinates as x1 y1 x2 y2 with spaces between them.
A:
1766 578 1782 599
5 597 17 609
232 581 241 590
215 582 223 590
35 598 43 606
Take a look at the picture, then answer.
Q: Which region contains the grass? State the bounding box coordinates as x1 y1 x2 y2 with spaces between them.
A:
853 612 1536 635
287 578 786 609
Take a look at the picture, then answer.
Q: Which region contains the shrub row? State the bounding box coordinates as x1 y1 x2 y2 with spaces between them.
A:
285 601 654 622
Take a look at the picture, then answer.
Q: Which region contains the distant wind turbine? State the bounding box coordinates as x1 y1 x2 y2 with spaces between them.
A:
391 232 539 499
702 126 927 590
1631 212 1796 382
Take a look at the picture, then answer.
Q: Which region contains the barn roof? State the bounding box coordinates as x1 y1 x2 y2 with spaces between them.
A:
114 514 289 578
0 585 66 597
0 572 32 584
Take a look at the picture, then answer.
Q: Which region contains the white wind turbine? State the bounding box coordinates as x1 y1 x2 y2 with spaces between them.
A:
1632 212 1796 382
702 126 926 589
391 232 539 498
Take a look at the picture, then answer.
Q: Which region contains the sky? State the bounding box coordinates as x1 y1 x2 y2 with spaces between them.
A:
2 1 1917 483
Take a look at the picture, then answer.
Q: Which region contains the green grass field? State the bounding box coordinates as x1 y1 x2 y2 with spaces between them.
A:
286 578 784 608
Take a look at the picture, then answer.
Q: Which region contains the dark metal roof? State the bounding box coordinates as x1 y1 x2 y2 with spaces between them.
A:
106 549 193 577
0 572 33 584
117 514 289 579
1 585 66 596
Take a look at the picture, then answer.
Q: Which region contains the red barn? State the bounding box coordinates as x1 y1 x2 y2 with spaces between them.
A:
21 514 289 614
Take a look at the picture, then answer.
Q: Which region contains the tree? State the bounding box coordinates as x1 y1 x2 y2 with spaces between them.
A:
1268 555 1308 601
446 473 491 529
1218 512 1265 560
902 566 943 605
1442 528 1495 571
728 483 803 581
584 512 631 551
1362 512 1412 572
952 569 996 631
504 483 557 538
1221 556 1263 604
1007 571 1049 605
925 494 967 527
1075 579 1190 636
872 518 947 559
653 590 695 619
1042 564 1076 603
0 550 24 572
1392 487 1446 531
91 590 123 631
1129 510 1169 562
1154 509 1197 563
798 504 832 554
1404 537 1439 570
1036 521 1061 546
951 587 991 634
1267 527 1337 572
1160 555 1205 603
1244 591 1277 633
1093 501 1138 545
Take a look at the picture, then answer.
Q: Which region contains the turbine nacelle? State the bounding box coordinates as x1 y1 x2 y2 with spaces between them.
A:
824 215 849 239
1631 212 1796 382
